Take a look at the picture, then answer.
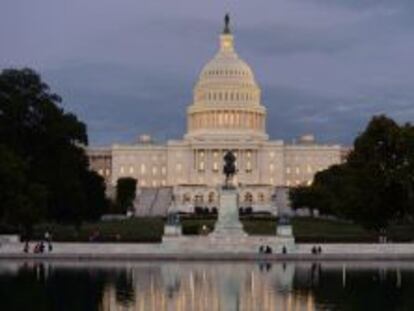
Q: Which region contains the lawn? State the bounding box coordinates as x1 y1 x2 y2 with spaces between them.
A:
14 216 414 243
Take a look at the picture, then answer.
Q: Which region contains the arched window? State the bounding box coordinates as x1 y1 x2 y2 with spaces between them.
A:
194 194 204 205
183 193 191 203
258 193 265 203
244 192 253 203
208 192 215 204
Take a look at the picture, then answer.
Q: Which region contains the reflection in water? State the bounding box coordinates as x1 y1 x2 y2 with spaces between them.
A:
0 261 414 310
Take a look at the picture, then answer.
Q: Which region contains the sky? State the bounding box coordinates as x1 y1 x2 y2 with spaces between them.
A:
1 0 414 146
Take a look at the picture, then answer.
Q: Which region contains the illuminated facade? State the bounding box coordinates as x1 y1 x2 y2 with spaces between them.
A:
88 18 344 213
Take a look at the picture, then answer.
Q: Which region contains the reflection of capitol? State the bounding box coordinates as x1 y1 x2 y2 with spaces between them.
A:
101 263 316 311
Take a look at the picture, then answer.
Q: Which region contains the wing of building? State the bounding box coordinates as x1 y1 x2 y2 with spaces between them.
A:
87 17 347 216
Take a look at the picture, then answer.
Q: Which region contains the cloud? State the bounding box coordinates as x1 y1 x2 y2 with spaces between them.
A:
1 0 414 147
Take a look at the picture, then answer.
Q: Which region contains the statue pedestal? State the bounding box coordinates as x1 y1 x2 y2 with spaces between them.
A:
210 188 247 237
164 224 182 237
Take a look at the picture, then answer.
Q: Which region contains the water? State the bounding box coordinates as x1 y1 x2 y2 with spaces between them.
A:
0 260 414 311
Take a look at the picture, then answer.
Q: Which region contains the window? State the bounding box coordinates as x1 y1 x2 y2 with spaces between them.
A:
270 164 275 172
258 193 265 203
244 192 253 203
140 164 146 175
120 166 125 174
152 166 157 176
246 161 252 172
161 166 167 175
213 162 219 172
199 161 205 171
176 163 182 172
286 167 291 174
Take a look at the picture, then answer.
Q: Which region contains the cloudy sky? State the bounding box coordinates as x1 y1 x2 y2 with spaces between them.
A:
1 0 413 146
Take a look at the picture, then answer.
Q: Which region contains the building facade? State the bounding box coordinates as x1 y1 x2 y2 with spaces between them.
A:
88 19 345 214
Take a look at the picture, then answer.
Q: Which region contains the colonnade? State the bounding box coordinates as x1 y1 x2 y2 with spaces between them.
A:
192 148 257 174
189 110 265 131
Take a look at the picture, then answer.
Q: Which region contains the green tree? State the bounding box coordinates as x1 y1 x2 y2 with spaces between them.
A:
290 115 414 233
0 145 47 235
0 68 108 229
115 177 137 214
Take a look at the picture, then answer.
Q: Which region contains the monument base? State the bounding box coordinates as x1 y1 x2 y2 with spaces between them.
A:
162 187 295 253
210 188 247 237
164 224 182 237
162 235 295 253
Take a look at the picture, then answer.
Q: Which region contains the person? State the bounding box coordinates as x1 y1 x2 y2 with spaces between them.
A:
259 245 264 253
44 231 50 242
39 241 45 253
282 246 287 254
317 246 322 254
23 241 29 253
34 243 40 253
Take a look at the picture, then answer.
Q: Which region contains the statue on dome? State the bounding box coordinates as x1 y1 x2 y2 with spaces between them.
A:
223 13 231 34
223 150 236 189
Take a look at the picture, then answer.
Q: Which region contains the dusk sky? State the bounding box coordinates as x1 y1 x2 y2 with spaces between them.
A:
1 0 413 146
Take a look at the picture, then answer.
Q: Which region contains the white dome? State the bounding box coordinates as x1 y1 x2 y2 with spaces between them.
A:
185 17 268 141
196 34 258 89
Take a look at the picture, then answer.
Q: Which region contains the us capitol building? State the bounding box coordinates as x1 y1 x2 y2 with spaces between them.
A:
88 17 346 215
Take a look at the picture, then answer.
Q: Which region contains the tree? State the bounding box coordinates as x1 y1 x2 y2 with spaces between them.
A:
289 185 319 216
0 145 47 234
289 115 414 233
115 178 137 214
0 68 108 229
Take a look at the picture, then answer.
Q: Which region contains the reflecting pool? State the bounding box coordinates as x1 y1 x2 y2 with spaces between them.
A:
0 260 414 310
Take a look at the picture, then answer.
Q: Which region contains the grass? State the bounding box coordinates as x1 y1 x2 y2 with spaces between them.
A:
292 218 377 243
34 218 164 243
8 216 414 243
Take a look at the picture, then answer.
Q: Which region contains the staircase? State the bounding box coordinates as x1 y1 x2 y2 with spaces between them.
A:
134 187 173 217
151 187 173 216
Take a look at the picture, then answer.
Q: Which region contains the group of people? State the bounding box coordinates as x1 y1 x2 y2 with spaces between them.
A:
259 245 289 254
23 231 53 253
259 245 273 254
311 245 323 254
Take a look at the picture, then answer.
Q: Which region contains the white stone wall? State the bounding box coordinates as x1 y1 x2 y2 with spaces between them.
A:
283 144 342 187
111 144 168 187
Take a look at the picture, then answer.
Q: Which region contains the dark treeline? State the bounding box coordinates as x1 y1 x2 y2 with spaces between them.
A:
290 115 414 233
0 68 109 234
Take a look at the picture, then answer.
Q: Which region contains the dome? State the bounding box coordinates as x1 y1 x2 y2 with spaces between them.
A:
197 35 257 88
185 15 268 141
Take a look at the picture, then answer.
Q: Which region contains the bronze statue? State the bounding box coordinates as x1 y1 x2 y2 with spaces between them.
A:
223 13 231 34
223 151 236 188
